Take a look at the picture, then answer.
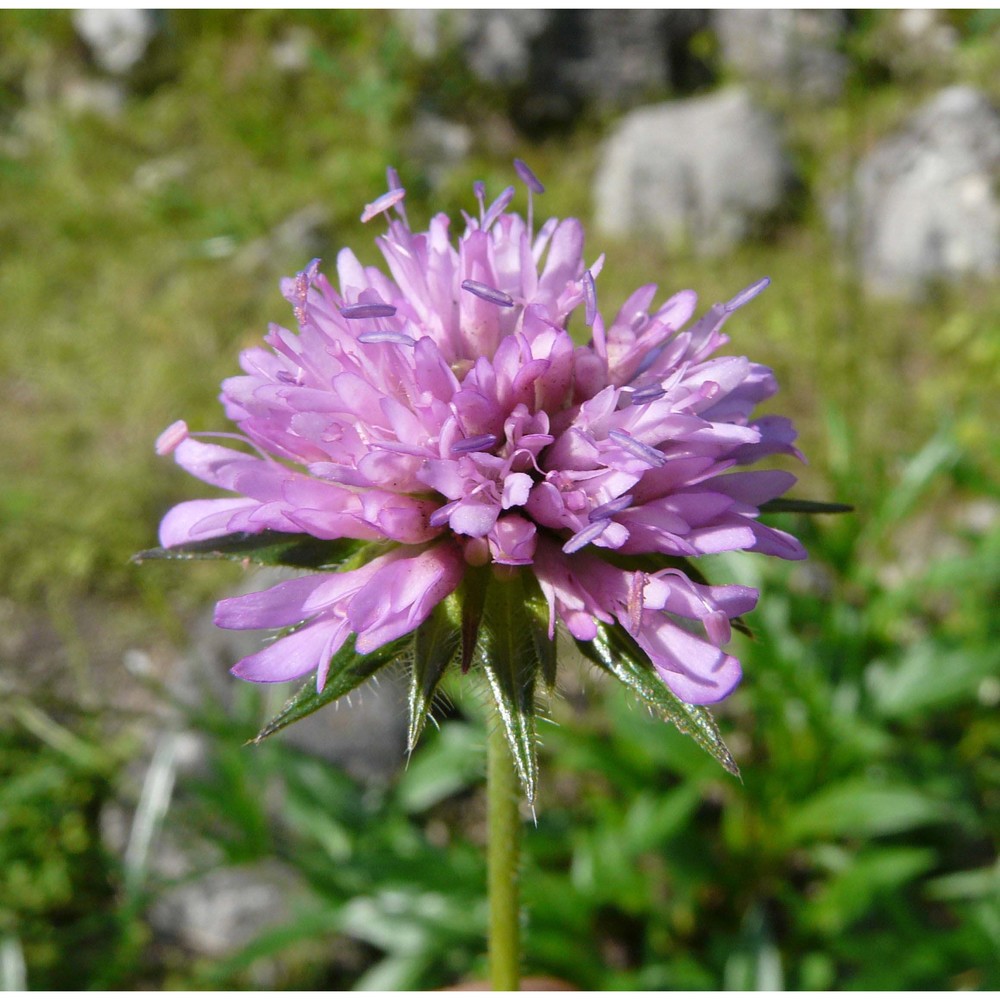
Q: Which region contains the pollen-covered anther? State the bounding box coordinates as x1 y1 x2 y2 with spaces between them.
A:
155 420 189 456
460 279 515 308
360 187 406 224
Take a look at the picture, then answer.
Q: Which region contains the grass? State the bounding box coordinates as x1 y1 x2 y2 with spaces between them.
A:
1 9 998 991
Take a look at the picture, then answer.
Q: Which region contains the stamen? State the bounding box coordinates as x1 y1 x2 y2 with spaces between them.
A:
583 269 597 326
629 383 666 405
357 331 416 346
155 420 189 456
461 279 515 308
513 158 545 194
589 494 634 522
608 429 666 467
473 180 486 221
725 276 770 312
275 368 305 385
563 518 611 555
339 302 398 319
626 570 645 634
386 167 408 225
293 258 321 302
429 501 458 528
360 188 406 224
482 185 516 230
451 433 498 455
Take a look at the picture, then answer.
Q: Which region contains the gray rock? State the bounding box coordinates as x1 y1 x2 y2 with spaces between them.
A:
398 11 709 127
73 9 159 76
455 10 549 87
593 88 796 255
715 10 848 104
833 86 1000 296
61 78 127 119
149 859 313 958
236 204 332 274
867 10 960 83
406 111 474 189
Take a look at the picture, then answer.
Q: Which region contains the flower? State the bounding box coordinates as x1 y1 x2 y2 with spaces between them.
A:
156 164 805 782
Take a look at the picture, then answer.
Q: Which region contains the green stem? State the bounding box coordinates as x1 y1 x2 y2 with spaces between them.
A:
487 716 521 991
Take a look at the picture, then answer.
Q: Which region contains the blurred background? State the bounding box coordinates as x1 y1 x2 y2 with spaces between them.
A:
1 9 997 990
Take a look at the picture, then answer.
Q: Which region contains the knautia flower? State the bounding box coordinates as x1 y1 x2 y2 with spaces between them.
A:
151 163 807 796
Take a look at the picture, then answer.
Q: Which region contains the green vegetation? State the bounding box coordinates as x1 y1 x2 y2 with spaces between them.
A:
1 10 997 990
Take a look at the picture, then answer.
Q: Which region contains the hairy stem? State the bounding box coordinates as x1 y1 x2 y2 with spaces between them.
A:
487 715 521 990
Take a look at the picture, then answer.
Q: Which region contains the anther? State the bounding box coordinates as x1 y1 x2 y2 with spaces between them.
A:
608 429 667 467
451 433 499 455
357 331 416 346
339 302 398 320
583 270 597 326
460 280 515 308
725 276 770 312
513 159 545 194
563 518 611 555
589 494 634 522
360 188 406 224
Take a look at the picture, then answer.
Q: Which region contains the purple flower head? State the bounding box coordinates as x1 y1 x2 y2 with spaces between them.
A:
155 165 807 793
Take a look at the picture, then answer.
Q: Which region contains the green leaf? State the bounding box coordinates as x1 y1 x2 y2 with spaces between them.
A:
477 569 542 802
459 563 490 673
759 498 854 514
408 595 461 752
522 571 557 688
803 847 936 934
251 636 409 744
784 780 950 841
867 644 1000 720
396 722 483 813
133 529 364 569
579 622 740 777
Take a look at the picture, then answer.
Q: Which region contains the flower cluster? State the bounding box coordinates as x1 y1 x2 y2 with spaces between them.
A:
156 163 805 783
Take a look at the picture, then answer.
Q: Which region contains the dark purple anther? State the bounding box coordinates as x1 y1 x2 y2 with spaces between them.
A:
339 302 398 320
461 279 515 308
629 383 666 405
451 433 498 455
513 158 545 194
608 429 667 467
563 518 611 555
589 494 634 522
